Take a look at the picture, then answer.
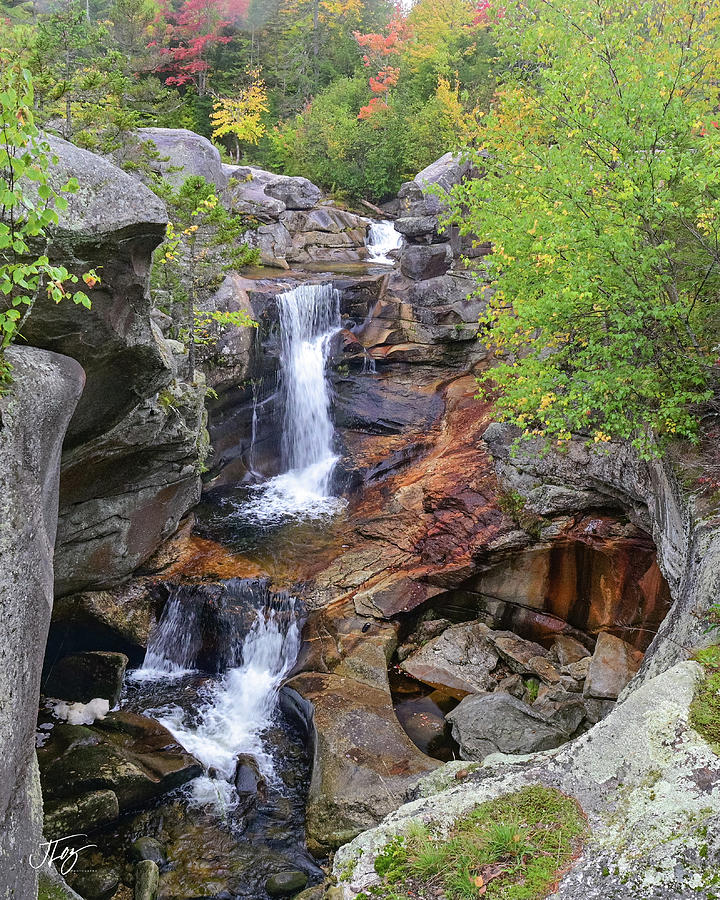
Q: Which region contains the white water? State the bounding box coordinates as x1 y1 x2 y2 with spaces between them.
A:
366 220 402 264
241 283 345 524
131 592 201 681
147 599 300 811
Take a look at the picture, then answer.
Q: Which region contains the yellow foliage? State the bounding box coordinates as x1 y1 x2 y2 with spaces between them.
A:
211 69 269 157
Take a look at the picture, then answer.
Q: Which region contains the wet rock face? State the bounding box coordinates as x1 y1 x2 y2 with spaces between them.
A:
43 651 128 706
0 347 84 900
20 136 207 595
38 711 202 835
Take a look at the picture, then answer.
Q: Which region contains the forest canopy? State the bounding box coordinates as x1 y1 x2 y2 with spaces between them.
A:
0 0 497 201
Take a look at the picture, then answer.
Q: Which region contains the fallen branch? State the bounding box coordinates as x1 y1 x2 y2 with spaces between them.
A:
360 198 393 219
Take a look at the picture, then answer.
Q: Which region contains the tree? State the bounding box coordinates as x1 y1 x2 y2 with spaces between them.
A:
154 0 249 96
153 176 258 379
211 68 269 161
449 0 720 455
0 56 94 385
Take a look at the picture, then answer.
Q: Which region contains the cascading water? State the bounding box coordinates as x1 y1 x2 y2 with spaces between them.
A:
134 590 202 678
130 581 302 810
366 219 403 264
157 598 300 809
241 283 345 523
123 583 318 897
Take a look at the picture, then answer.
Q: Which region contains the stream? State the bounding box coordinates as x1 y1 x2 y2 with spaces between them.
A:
121 279 353 898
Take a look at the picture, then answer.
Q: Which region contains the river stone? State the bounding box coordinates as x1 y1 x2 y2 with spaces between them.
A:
130 836 166 866
0 347 84 900
265 871 309 896
224 165 288 220
44 651 128 706
38 712 202 813
285 671 438 852
583 633 644 699
490 632 550 675
563 656 591 681
293 886 326 900
233 752 267 815
69 867 120 900
526 655 562 685
133 860 159 900
446 691 566 761
394 216 439 240
553 635 591 667
400 620 500 698
44 789 120 840
400 243 452 281
532 689 587 736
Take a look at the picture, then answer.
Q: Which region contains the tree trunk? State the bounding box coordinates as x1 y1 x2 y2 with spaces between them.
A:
312 0 320 89
65 49 72 138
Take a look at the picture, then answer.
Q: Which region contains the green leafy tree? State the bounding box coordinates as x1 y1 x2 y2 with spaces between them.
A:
152 176 258 379
449 0 720 456
0 57 94 385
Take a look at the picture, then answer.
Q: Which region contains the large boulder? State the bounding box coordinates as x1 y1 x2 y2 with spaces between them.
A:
43 651 128 706
38 711 202 818
225 165 322 215
400 621 500 698
20 136 207 593
286 608 438 853
446 692 567 761
400 244 452 281
0 346 84 900
134 127 227 188
583 632 644 699
286 672 438 852
25 135 169 449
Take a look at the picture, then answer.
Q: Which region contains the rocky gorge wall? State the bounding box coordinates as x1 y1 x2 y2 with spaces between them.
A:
0 347 84 900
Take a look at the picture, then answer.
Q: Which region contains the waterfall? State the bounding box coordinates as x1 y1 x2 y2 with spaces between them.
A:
241 283 345 524
366 220 402 264
249 380 260 475
134 590 202 679
132 584 301 811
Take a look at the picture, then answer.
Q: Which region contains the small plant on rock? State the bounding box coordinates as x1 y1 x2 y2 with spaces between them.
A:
365 785 587 899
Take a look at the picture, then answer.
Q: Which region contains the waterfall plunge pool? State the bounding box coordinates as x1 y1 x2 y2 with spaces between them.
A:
118 581 323 899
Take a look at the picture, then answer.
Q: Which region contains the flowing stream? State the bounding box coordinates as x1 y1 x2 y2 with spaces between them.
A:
366 219 403 264
121 281 351 894
125 582 317 897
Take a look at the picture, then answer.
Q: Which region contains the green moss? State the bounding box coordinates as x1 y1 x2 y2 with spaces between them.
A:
525 678 540 703
38 872 75 900
496 489 547 542
690 646 720 751
365 785 588 900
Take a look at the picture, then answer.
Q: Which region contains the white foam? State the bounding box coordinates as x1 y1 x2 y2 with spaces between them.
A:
155 602 301 810
51 697 110 725
366 220 402 264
